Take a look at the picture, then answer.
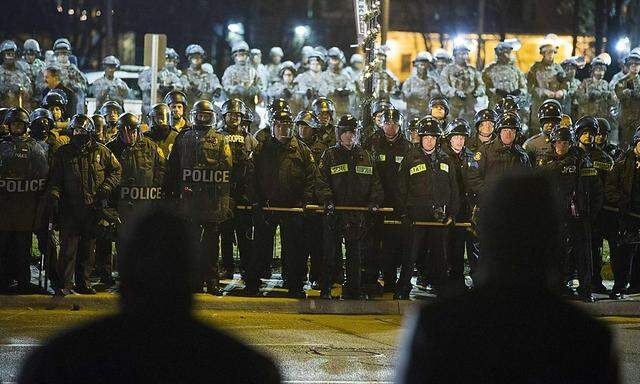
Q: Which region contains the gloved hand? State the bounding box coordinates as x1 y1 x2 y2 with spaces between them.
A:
443 216 454 226
282 88 292 98
212 88 222 98
367 203 379 213
495 89 508 98
400 214 412 228
49 195 60 220
510 89 521 96
94 189 109 209
324 202 335 216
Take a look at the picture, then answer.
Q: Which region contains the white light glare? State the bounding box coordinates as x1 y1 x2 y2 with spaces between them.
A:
295 25 310 37
227 23 244 35
616 37 630 53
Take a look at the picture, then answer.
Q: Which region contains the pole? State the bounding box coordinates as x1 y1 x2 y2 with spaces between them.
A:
381 0 390 45
477 0 486 70
105 0 115 54
150 35 160 106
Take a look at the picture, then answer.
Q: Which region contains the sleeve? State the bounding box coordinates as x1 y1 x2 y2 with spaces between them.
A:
314 150 334 205
369 153 384 206
48 150 64 199
448 157 461 218
481 67 493 92
517 69 527 96
301 147 319 205
526 65 537 95
473 69 485 96
575 80 589 104
395 155 410 216
164 134 182 198
605 158 624 208
98 148 122 194
153 143 166 188
401 77 414 99
466 149 486 196
138 70 151 92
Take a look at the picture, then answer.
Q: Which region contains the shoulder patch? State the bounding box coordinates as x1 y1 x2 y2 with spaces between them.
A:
474 152 482 161
410 163 427 175
378 154 386 162
439 163 449 173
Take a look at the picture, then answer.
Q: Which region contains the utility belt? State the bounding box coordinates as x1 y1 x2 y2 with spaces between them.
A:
181 169 230 183
0 178 47 193
119 186 163 200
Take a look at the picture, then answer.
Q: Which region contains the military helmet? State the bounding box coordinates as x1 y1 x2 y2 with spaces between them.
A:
549 126 575 143
278 61 296 77
561 55 586 69
433 48 452 62
445 118 471 137
5 107 30 125
52 38 72 53
102 55 120 67
163 90 188 107
250 48 262 57
495 41 515 54
23 39 41 54
242 109 254 125
149 103 172 126
336 114 359 135
190 100 217 127
91 114 106 130
453 40 471 55
231 41 250 55
350 54 364 64
406 117 421 131
221 98 248 116
494 95 519 115
596 117 611 135
626 48 640 64
496 111 522 132
30 108 54 129
311 97 335 116
271 109 293 123
294 110 319 129
376 45 389 57
68 114 96 133
574 116 599 137
591 53 611 67
474 108 497 128
413 51 433 65
301 46 315 56
185 44 205 57
633 128 640 146
270 46 284 57
539 34 560 53
267 98 291 113
308 49 326 63
0 40 17 53
560 114 573 129
117 112 140 132
417 116 443 137
42 90 68 109
165 47 179 61
371 99 393 116
100 100 124 116
537 99 562 123
380 108 404 127
327 47 342 58
428 96 450 116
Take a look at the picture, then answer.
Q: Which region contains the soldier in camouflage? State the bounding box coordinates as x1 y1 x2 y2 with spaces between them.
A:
250 48 270 92
482 40 527 110
526 34 566 133
0 40 32 108
402 51 442 120
441 41 485 124
323 47 354 117
222 41 262 131
296 46 314 73
267 61 303 116
356 46 400 101
266 47 284 85
559 56 585 121
90 55 130 111
575 53 618 137
432 48 452 76
48 38 88 115
614 48 640 149
294 50 328 108
21 39 47 108
181 44 222 104
138 48 185 117
344 54 364 82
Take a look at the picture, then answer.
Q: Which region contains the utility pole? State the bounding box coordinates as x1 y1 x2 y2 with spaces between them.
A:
381 0 390 44
105 0 114 54
477 0 485 70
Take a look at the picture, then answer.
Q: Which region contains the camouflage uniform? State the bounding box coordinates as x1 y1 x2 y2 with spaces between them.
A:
55 63 88 115
294 70 328 107
441 62 485 124
221 63 262 116
90 75 130 110
356 68 400 101
138 66 185 116
527 61 566 132
181 66 222 104
322 69 355 116
21 58 46 106
614 73 640 149
267 81 304 116
482 60 527 109
402 73 441 120
0 64 32 108
575 79 617 125
561 76 581 121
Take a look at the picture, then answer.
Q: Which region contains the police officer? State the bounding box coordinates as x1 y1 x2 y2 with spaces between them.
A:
294 110 326 286
355 46 400 101
48 38 88 115
614 49 640 150
395 116 459 299
468 109 497 152
100 101 123 144
217 99 254 279
253 98 293 146
267 61 303 116
90 56 130 110
595 118 622 161
367 108 412 294
540 126 602 302
164 90 190 133
244 109 317 298
361 98 393 151
315 115 383 299
443 118 480 288
482 39 527 110
21 39 47 108
296 46 315 73
294 50 328 107
144 103 178 160
48 114 122 295
0 40 32 108
165 100 233 295
559 56 585 120
0 107 48 293
524 99 563 166
605 128 640 298
267 46 285 84
41 65 75 118
527 34 566 133
42 89 70 130
441 40 485 124
181 44 222 103
428 96 450 128
405 117 421 144
576 53 618 133
222 41 262 130
468 112 531 196
402 51 442 120
138 48 185 117
91 114 108 144
311 97 338 148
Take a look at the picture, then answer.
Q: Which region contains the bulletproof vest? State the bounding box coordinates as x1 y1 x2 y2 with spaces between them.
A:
111 138 163 208
323 145 376 206
175 127 232 223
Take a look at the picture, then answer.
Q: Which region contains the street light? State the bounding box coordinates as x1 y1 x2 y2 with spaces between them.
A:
616 37 630 53
227 22 244 35
294 25 310 38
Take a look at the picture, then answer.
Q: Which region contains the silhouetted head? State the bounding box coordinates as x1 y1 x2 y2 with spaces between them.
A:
477 171 562 291
118 204 198 317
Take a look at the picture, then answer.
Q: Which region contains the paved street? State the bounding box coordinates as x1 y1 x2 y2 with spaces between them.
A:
0 307 639 383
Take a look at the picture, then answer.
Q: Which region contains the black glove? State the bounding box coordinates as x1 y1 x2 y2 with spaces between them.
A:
306 89 315 100
400 214 412 228
94 189 110 209
510 89 521 96
628 81 635 90
495 89 508 98
367 203 379 213
49 196 60 221
282 88 292 98
212 88 222 98
324 202 335 216
252 202 265 226
433 206 447 222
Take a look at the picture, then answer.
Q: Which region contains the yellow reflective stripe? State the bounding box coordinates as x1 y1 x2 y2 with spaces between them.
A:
439 163 449 173
378 154 386 161
355 165 373 175
330 164 349 174
395 156 404 163
593 161 613 171
410 163 427 175
580 167 598 177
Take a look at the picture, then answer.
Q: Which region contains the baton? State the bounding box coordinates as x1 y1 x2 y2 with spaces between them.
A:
304 204 394 213
384 220 472 227
603 205 640 219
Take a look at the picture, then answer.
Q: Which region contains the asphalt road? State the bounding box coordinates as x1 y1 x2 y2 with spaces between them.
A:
0 308 638 383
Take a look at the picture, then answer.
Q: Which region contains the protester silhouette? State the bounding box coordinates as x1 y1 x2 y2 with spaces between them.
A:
395 171 619 384
18 203 281 383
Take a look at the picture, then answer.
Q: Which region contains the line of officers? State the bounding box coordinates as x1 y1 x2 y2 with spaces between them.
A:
1 85 640 302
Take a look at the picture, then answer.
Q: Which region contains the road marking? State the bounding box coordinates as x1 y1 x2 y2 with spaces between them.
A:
283 381 392 383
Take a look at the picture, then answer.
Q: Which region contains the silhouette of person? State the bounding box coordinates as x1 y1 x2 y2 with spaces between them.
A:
19 203 281 383
395 171 619 384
